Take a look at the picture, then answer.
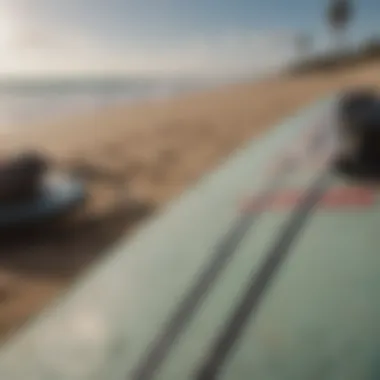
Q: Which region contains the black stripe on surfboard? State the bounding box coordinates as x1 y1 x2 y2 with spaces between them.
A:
195 170 330 380
130 167 295 380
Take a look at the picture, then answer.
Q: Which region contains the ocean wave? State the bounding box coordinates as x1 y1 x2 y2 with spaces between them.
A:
0 77 206 129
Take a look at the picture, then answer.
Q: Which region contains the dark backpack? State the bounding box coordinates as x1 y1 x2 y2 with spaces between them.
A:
0 152 49 203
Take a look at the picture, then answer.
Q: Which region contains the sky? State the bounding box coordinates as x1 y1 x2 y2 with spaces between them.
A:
0 0 378 78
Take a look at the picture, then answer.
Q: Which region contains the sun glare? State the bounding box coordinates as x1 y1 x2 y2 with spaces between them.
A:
0 15 17 50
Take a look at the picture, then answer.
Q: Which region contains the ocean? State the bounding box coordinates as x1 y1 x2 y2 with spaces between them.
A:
0 76 212 130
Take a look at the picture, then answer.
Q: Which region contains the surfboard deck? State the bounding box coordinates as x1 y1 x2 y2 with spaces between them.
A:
0 95 379 380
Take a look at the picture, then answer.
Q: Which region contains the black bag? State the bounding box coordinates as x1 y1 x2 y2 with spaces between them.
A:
0 152 49 203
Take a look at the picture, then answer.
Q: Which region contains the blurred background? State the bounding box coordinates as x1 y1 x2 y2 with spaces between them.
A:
0 0 376 127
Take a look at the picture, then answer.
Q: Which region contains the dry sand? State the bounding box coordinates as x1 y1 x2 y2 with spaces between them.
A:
0 61 380 342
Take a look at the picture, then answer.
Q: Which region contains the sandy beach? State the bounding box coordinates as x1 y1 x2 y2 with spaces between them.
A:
0 61 380 342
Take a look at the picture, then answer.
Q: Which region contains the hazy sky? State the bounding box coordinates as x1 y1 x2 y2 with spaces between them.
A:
0 0 378 77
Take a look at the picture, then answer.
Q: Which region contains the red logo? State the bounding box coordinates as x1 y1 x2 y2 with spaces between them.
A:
241 187 376 212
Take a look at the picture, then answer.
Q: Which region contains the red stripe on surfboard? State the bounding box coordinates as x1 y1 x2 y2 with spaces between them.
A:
241 187 376 212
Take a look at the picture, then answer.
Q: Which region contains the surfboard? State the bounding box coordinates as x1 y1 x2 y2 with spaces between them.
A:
0 174 85 227
0 94 378 380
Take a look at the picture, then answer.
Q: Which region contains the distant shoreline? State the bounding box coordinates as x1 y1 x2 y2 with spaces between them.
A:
0 65 290 134
3 43 380 134
0 74 253 131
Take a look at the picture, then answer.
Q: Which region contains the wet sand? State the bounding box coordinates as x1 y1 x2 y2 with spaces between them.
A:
1 61 380 342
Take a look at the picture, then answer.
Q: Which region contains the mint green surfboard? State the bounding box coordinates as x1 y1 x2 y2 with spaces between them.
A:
0 94 379 380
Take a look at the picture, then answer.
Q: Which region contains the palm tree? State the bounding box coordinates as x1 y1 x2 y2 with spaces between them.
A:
326 0 353 52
